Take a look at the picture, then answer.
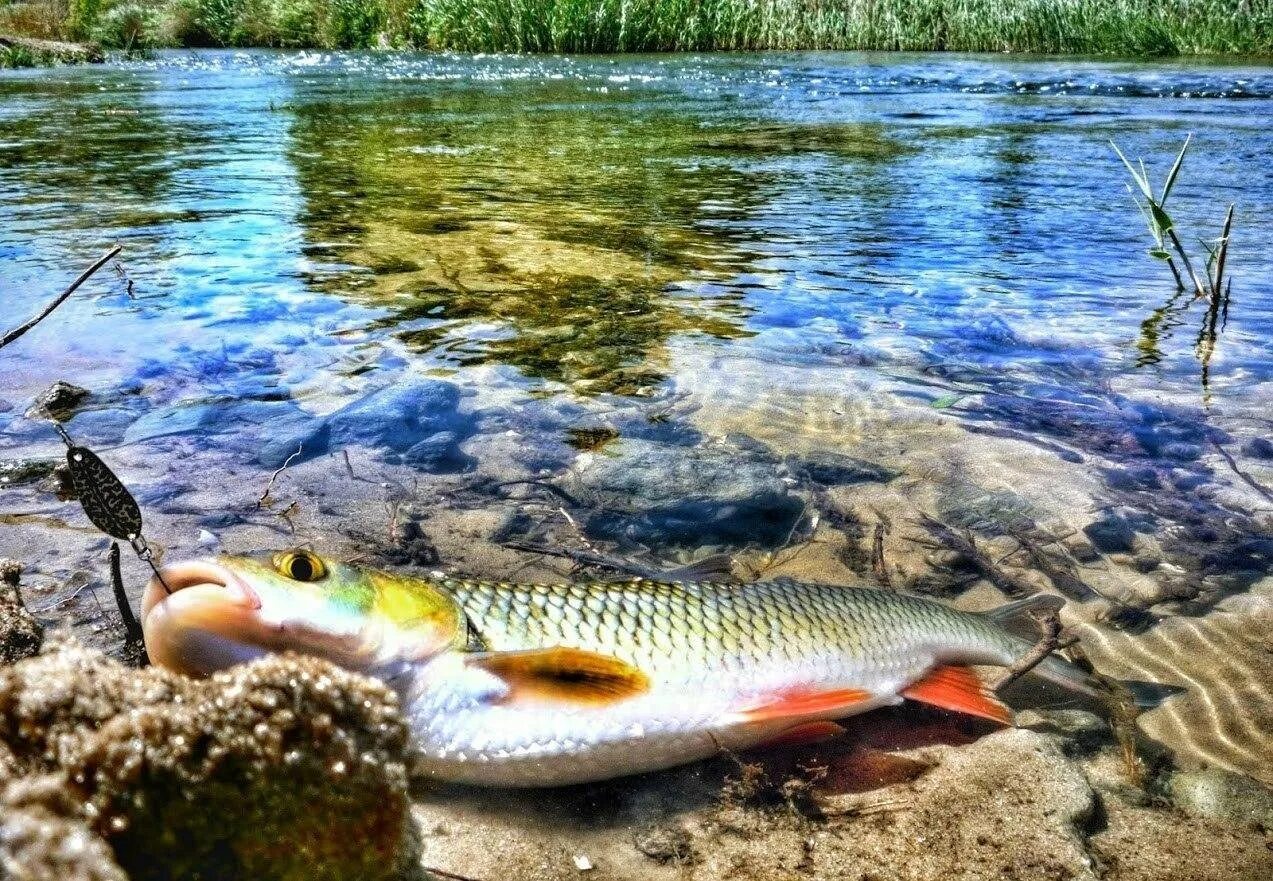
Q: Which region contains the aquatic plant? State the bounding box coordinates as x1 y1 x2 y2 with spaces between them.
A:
1114 136 1238 396
1111 136 1235 302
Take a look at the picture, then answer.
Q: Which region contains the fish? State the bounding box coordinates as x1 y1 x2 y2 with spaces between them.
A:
141 549 1166 787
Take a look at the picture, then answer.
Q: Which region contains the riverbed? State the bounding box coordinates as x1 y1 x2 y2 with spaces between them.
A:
1 49 1270 853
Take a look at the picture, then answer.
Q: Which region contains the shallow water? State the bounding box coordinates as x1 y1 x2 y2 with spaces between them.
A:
0 51 1270 785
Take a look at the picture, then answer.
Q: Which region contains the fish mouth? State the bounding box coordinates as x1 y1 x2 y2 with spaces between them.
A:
141 559 266 675
141 559 261 619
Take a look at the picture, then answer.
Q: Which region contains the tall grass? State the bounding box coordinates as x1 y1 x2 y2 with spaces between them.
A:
3 0 1270 54
406 0 1272 55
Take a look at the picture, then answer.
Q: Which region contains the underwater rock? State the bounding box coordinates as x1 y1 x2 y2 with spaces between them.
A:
26 381 90 421
258 378 474 470
1015 709 1110 754
0 560 41 665
1088 800 1273 881
398 430 474 472
563 438 804 548
0 458 58 490
0 638 416 881
1168 767 1273 829
1243 437 1273 460
788 450 899 486
327 379 464 449
1084 512 1138 553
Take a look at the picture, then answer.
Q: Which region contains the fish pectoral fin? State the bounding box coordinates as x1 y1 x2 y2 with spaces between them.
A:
732 687 874 723
465 646 650 705
901 664 1013 726
755 720 848 749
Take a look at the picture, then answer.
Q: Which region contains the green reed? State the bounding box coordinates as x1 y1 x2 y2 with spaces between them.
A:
1115 135 1238 396
404 0 1271 55
3 0 1270 53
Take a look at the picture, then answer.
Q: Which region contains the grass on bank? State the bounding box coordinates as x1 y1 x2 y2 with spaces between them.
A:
2 0 1270 56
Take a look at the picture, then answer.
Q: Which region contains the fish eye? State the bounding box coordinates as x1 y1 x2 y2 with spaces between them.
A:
273 550 327 583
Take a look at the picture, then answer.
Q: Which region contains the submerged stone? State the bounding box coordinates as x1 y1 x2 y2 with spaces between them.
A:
0 561 41 664
1084 513 1138 553
791 450 899 486
1242 437 1273 460
1168 768 1273 829
564 438 804 548
258 377 475 469
26 381 90 421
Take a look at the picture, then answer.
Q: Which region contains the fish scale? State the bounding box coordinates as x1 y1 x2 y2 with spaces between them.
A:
401 577 1028 785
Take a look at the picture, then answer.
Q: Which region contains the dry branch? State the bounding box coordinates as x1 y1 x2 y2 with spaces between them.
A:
0 245 122 350
501 539 659 580
871 519 890 586
993 606 1078 694
258 443 303 507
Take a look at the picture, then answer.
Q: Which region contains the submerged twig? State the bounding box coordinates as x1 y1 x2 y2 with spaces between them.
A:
501 540 660 580
1211 439 1273 505
871 518 890 587
425 867 485 881
258 443 303 508
993 606 1077 694
911 514 1037 599
1011 533 1099 601
109 541 144 644
492 479 581 507
0 245 122 350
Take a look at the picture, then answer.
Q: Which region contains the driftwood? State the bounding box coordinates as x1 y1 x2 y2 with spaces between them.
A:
993 605 1077 694
0 245 121 350
501 540 659 580
1012 533 1099 601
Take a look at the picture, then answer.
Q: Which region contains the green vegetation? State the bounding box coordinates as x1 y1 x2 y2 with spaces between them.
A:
2 0 1270 54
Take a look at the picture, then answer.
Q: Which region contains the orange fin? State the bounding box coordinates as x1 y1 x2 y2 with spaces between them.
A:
756 720 848 749
901 665 1012 726
467 646 650 705
735 687 873 722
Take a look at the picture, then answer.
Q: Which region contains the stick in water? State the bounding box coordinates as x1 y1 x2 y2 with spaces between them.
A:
0 245 122 350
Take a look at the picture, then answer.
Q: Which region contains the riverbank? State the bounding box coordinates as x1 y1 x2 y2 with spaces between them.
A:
0 0 1270 57
0 32 102 66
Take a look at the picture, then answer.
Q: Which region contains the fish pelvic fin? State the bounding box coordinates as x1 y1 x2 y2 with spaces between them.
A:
733 687 874 723
902 664 1013 726
466 646 650 705
754 720 848 749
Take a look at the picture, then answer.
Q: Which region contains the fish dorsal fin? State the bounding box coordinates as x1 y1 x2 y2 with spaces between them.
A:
902 665 1013 726
466 647 650 705
732 687 874 723
985 594 1065 640
986 594 1065 626
658 554 736 582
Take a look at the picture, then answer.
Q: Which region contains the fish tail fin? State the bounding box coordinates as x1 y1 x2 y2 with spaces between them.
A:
1012 643 1187 710
1119 679 1187 709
